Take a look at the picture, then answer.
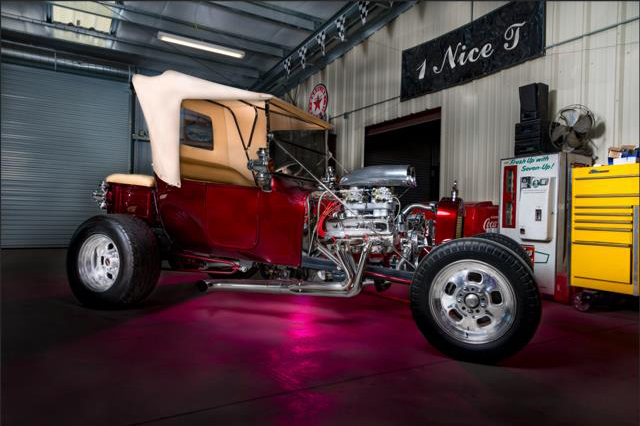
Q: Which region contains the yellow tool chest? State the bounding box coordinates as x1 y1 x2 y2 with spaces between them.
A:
570 163 639 296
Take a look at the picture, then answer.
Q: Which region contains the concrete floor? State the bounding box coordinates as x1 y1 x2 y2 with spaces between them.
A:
1 249 638 426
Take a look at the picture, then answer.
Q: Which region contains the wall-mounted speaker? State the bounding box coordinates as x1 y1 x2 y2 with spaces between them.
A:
519 83 548 122
515 119 550 141
515 136 556 157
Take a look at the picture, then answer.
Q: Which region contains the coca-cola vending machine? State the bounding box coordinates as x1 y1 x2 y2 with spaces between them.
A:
499 152 591 300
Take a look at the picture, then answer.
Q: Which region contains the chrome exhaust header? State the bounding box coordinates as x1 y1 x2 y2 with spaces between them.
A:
197 241 373 298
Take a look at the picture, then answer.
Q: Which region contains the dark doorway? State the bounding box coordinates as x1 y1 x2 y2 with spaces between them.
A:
364 109 441 205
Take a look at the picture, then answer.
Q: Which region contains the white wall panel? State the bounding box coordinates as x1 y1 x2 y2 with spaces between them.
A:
290 1 639 203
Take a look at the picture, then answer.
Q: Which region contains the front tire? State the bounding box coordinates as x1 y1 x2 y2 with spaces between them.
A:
410 238 541 363
473 232 533 269
67 215 160 309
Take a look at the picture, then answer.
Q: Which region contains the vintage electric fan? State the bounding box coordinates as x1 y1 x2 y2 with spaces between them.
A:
549 104 595 155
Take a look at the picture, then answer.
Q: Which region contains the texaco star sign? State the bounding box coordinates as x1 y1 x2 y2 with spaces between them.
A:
308 84 328 119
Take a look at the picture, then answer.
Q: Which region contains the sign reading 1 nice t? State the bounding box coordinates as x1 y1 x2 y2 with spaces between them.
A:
308 84 329 119
400 1 545 101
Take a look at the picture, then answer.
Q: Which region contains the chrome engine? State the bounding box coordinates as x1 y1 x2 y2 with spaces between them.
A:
310 165 432 268
323 186 398 249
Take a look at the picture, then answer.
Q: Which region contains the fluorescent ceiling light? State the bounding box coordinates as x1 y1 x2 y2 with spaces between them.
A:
157 31 245 59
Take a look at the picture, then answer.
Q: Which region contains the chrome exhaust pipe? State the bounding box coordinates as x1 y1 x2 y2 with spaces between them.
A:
197 241 373 298
400 203 435 217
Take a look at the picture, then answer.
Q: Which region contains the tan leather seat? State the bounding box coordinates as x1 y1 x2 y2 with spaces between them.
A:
105 174 156 187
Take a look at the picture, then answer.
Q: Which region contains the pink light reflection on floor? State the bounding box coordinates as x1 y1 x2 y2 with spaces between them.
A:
269 296 334 425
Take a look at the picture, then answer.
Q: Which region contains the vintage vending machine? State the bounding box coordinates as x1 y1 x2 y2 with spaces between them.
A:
499 152 591 299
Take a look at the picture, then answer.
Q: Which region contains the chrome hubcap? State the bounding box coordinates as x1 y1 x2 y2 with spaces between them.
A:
464 293 480 309
77 234 120 292
429 260 516 344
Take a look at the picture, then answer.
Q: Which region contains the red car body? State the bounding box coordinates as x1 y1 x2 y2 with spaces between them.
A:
107 177 498 269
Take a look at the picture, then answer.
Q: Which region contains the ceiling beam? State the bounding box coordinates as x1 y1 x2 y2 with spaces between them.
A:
95 1 289 57
1 13 261 81
207 1 316 32
245 2 325 26
48 1 282 60
251 2 358 91
1 36 256 88
257 2 417 95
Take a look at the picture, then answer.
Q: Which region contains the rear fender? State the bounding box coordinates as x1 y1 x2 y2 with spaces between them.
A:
106 183 158 226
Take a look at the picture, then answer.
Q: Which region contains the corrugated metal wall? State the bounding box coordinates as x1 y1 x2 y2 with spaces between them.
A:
291 1 639 203
133 140 153 176
1 63 131 247
132 97 154 176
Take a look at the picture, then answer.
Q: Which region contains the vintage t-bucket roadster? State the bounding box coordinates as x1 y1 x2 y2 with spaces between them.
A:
67 70 540 363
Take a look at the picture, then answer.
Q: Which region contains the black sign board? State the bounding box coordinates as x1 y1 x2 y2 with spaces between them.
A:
401 2 545 101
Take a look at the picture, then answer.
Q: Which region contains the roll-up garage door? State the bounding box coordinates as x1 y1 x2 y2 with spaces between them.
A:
1 63 131 247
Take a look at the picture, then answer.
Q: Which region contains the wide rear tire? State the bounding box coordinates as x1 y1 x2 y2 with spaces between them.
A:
67 214 160 309
410 238 541 363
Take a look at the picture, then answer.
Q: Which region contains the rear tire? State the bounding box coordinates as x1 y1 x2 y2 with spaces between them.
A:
410 238 541 363
67 215 160 309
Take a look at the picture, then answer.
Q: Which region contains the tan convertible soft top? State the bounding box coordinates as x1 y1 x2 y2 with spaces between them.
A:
132 70 332 187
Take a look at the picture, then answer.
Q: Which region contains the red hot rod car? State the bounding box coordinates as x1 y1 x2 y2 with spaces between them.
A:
67 70 540 363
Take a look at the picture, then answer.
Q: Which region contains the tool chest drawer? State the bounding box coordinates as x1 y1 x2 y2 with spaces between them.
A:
572 227 633 245
573 163 640 197
571 243 632 284
572 205 634 245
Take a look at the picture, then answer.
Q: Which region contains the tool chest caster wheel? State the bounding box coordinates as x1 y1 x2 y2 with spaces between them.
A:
573 291 597 312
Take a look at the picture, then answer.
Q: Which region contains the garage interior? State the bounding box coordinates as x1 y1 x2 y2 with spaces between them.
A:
1 2 639 426
364 109 441 205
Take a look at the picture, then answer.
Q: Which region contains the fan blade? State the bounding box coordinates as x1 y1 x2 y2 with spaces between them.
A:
560 108 579 126
566 131 582 148
551 124 570 142
572 114 593 134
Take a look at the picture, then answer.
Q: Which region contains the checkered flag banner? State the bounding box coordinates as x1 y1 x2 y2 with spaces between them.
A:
315 30 327 56
358 1 370 25
335 14 346 42
298 45 308 70
283 56 292 76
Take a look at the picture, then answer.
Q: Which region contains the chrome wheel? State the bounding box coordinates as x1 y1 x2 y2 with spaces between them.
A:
429 260 516 345
77 234 120 292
